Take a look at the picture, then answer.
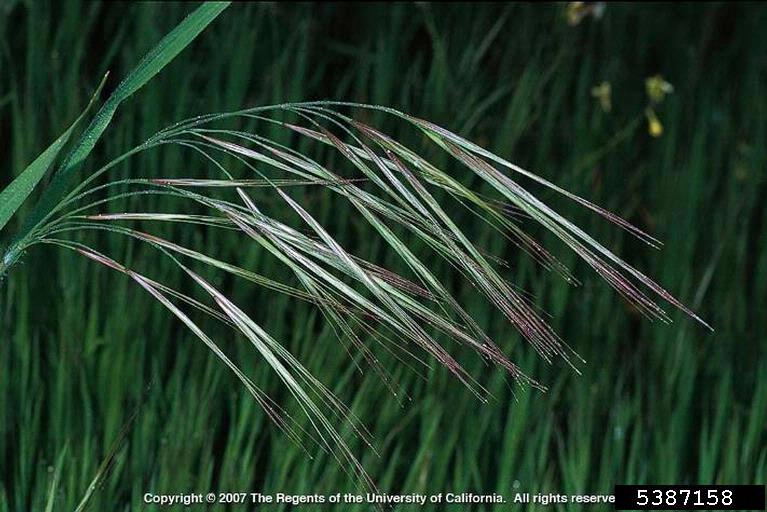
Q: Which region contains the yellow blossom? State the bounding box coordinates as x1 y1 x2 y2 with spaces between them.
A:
566 2 588 25
566 2 606 25
645 75 674 104
591 81 612 112
646 108 663 137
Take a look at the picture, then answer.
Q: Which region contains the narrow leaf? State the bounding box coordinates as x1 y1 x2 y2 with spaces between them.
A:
58 2 230 176
0 73 107 233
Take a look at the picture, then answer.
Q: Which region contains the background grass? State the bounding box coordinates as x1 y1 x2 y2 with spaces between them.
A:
1 2 765 510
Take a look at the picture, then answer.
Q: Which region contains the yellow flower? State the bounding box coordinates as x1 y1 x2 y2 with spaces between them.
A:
645 75 674 104
566 2 588 25
645 108 663 137
591 81 612 112
566 2 606 25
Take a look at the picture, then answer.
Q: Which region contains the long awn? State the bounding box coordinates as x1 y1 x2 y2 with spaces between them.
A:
3 101 710 488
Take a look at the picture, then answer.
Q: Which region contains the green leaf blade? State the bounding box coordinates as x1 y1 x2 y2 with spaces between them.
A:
58 1 231 176
0 136 69 233
1 2 230 277
0 73 108 233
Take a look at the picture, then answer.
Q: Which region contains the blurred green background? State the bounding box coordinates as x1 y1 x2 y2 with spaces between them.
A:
1 2 765 510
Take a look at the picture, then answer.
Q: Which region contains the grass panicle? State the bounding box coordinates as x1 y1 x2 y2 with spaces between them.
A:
14 102 710 488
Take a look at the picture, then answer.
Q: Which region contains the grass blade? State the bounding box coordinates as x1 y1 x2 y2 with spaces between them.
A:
0 2 230 279
0 73 107 234
58 2 230 176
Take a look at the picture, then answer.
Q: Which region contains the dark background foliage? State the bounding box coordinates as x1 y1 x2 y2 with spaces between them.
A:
0 2 765 510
